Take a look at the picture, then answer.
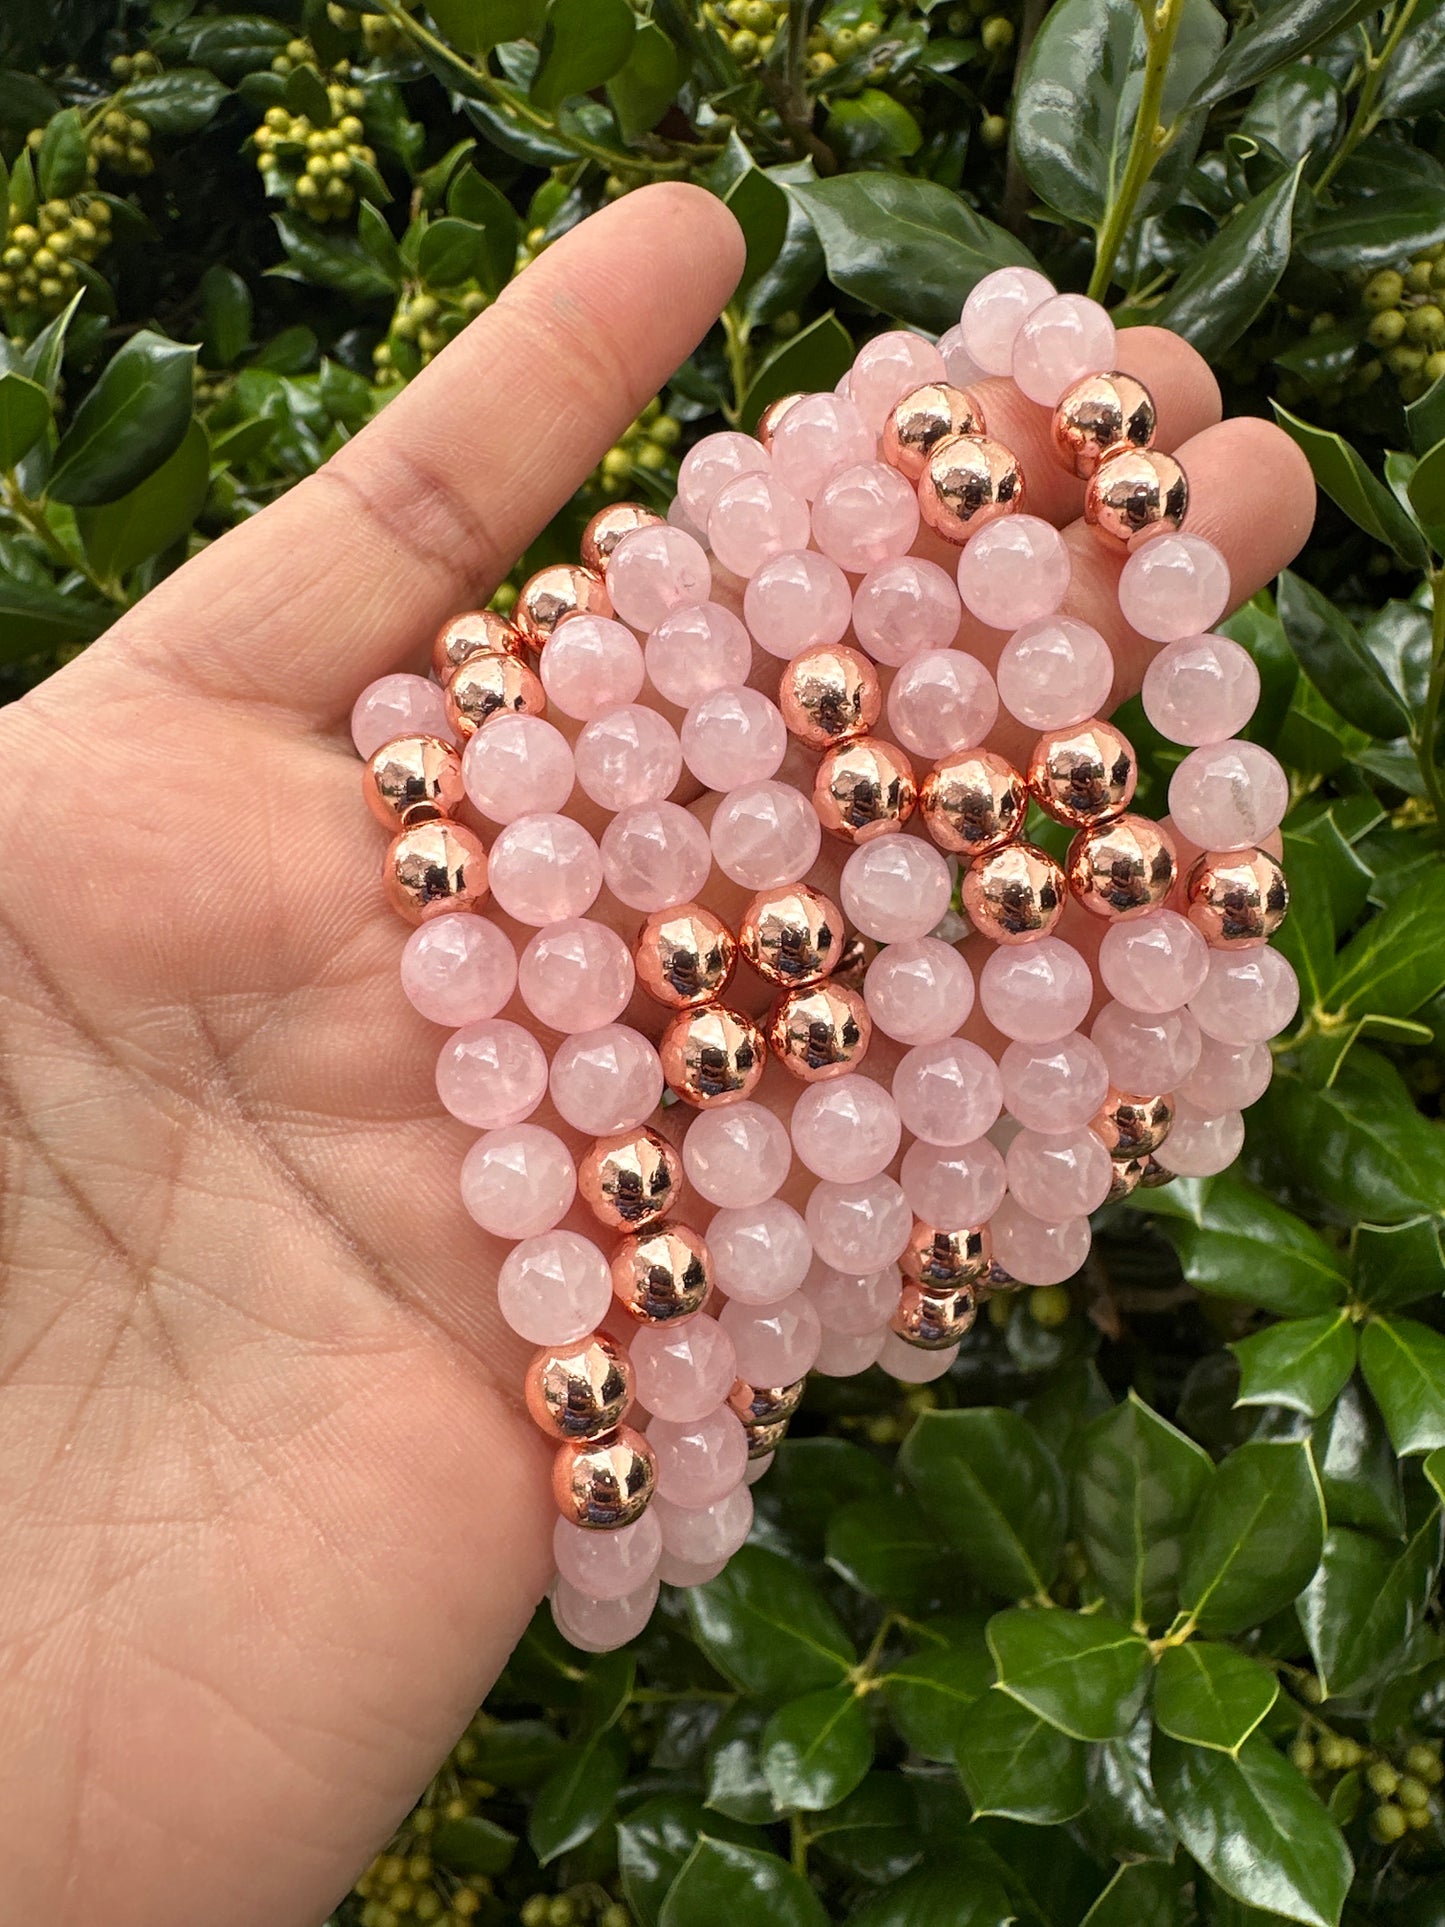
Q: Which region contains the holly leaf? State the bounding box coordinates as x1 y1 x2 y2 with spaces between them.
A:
987 1608 1152 1742
1179 1440 1326 1636
688 1546 856 1702
1299 1517 1444 1699
954 1689 1089 1825
761 1685 873 1813
1230 1313 1357 1419
1154 1642 1279 1755
1359 1316 1445 1454
900 1408 1065 1600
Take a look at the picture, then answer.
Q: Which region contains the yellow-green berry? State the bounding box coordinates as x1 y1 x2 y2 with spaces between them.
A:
1371 1803 1408 1843
1029 1284 1071 1328
981 15 1014 50
1363 268 1404 311
980 113 1009 149
1367 1761 1400 1797
1289 1739 1316 1774
1398 1774 1432 1810
1369 309 1407 348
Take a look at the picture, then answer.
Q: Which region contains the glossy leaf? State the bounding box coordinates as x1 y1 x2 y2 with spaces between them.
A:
880 1621 994 1763
1230 1313 1357 1419
446 166 521 296
1082 1862 1180 1927
846 1857 1014 1927
1085 1711 1179 1861
1409 436 1445 548
824 90 924 166
124 68 229 134
0 370 49 469
531 0 635 112
827 1490 966 1612
1179 1439 1325 1636
1360 1316 1445 1454
1154 161 1303 358
723 157 790 302
417 215 493 288
900 1407 1065 1599
955 1689 1089 1824
659 1836 829 1927
740 313 853 434
1191 0 1382 108
1299 1518 1444 1699
987 1607 1151 1742
1142 1173 1349 1316
1301 187 1445 274
1352 1217 1445 1312
688 1546 855 1702
37 107 88 199
805 1774 919 1884
1406 373 1445 457
1258 1055 1445 1225
48 330 197 508
703 1701 773 1824
0 577 110 660
1075 1392 1215 1626
426 0 545 53
465 1718 565 1786
761 1684 873 1812
1311 1377 1406 1536
76 417 209 580
527 1723 627 1864
270 215 395 301
618 1796 764 1927
1327 869 1445 1022
1154 1641 1279 1754
430 1813 517 1876
607 19 680 141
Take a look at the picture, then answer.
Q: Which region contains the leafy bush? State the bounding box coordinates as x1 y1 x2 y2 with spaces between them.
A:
5 2 1445 1923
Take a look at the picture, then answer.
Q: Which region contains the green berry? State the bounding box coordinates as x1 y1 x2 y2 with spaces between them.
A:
1407 303 1445 347
1363 268 1404 311
521 1899 550 1927
980 113 1009 148
1387 344 1426 376
1368 309 1407 347
981 15 1014 50
1398 1774 1432 1810
1371 1803 1408 1844
1367 1762 1400 1797
1029 1284 1071 1328
1406 261 1434 293
601 1909 631 1927
549 1898 577 1926
1407 1743 1444 1782
1290 1739 1316 1773
1318 1736 1347 1771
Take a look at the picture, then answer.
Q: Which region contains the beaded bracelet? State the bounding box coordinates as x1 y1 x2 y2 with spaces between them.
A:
350 265 1298 1655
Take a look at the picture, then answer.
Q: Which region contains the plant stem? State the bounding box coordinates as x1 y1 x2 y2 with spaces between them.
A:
790 1813 809 1876
1315 0 1423 197
2 478 119 603
720 305 751 427
1415 567 1445 828
1087 0 1186 304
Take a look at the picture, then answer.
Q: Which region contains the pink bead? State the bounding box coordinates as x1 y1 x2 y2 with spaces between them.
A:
744 549 853 657
1168 742 1289 851
707 1199 813 1303
806 1175 912 1272
1154 1099 1246 1177
654 1485 753 1564
768 391 874 498
707 472 811 578
553 1510 662 1601
667 494 707 541
1189 948 1299 1044
646 601 752 708
436 1018 547 1128
461 714 574 824
864 937 974 1045
658 1551 729 1587
1005 1127 1113 1220
893 1039 1002 1146
1143 634 1260 746
791 1075 902 1182
1098 910 1210 1016
488 815 601 925
684 1101 792 1207
878 1332 959 1383
601 802 712 910
815 1324 887 1374
552 1574 659 1653
956 515 1071 629
901 1139 1007 1225
682 687 786 789
518 918 634 1033
996 617 1115 730
1118 535 1231 643
841 838 953 942
959 267 1055 376
711 780 821 889
351 672 452 757
648 1407 750 1506
887 652 999 759
575 705 682 810
678 430 771 525
849 331 949 433
401 913 516 1025
498 1230 611 1345
812 462 921 573
720 1291 822 1384
460 1124 575 1238
745 1453 774 1484
1012 294 1116 405
539 616 644 721
631 1314 738 1422
936 322 986 389
607 525 712 630
1178 1034 1273 1112
549 1024 663 1134
991 1196 1089 1286
1092 1001 1203 1089
1000 1033 1110 1133
853 557 961 665
804 1260 901 1335
979 938 1092 1043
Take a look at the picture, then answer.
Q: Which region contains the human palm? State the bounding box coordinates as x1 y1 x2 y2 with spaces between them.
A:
0 184 1312 1927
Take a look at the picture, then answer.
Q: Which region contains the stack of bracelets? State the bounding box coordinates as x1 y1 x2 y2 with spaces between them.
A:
349 265 1296 1654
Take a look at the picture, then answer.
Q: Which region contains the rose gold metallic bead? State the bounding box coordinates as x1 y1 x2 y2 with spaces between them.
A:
917 433 1025 544
1052 371 1157 480
1136 1155 1177 1189
611 1221 712 1323
739 883 844 987
1185 847 1289 948
891 1280 978 1350
1028 719 1137 827
756 392 804 450
444 649 546 739
985 1259 1023 1292
767 982 871 1081
814 737 918 844
362 733 465 830
1067 813 1177 920
635 903 737 1008
901 1220 992 1291
1092 1088 1175 1159
1085 448 1189 553
1106 1157 1146 1203
728 1377 806 1427
743 1414 792 1458
578 1128 684 1233
779 644 881 748
831 932 876 992
514 563 612 650
580 502 665 574
882 382 987 482
525 1333 633 1442
432 608 526 681
960 842 1066 944
659 1004 766 1107
920 748 1028 857
552 1424 656 1529
383 819 489 924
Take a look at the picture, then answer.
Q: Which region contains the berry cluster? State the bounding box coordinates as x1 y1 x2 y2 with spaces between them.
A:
519 1893 632 1927
252 72 375 225
0 194 111 320
373 287 491 388
1360 246 1445 403
595 399 683 500
1290 1726 1443 1846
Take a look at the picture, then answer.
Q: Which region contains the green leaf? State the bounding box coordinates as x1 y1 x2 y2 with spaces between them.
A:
122 68 229 134
607 19 679 140
955 1690 1088 1825
465 1717 565 1786
37 107 89 200
619 1797 765 1927
807 1774 919 1884
723 156 790 302
1082 1862 1180 1927
1312 1377 1405 1537
881 1624 994 1763
0 576 110 661
1153 161 1304 359
427 0 546 54
528 1723 627 1865
75 416 209 580
741 313 854 434
1153 1734 1352 1927
1301 186 1445 274
824 89 923 165
760 1684 873 1812
284 61 333 127
1076 1392 1214 1627
688 1546 856 1702
1406 374 1445 458
1179 1439 1325 1636
786 174 1037 335
417 215 493 288
1327 870 1445 1023
1426 1447 1445 1508
1408 437 1445 550
199 264 253 369
446 166 521 297
1143 1173 1349 1316
1190 0 1379 108
1360 1316 1445 1454
270 215 395 302
900 1407 1065 1599
19 289 84 402
987 1608 1151 1742
430 1813 517 1877
0 370 49 470
659 1836 828 1927
827 1490 967 1612
704 1701 773 1824
48 330 197 509
1155 1642 1279 1754
1258 1055 1445 1225
1230 1314 1357 1419
1272 432 1428 576
531 0 635 112
1299 1518 1444 1699
1353 1217 1445 1312
846 1857 1014 1927
1086 1711 1179 1862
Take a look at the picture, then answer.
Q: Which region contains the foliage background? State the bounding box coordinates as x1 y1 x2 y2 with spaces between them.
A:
5 0 1445 1922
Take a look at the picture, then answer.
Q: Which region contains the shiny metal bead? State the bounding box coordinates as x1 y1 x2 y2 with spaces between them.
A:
767 982 872 1081
552 1425 656 1529
525 1333 633 1442
756 392 805 449
742 1414 792 1458
362 734 465 829
1106 1157 1147 1203
1135 1155 1177 1189
1027 719 1137 827
728 1378 806 1427
882 382 987 482
578 1128 684 1232
580 502 664 574
1067 813 1177 919
891 1281 978 1349
659 1004 766 1106
444 649 546 738
920 748 1028 857
1092 1088 1175 1158
515 563 612 649
778 643 881 747
960 842 1066 944
432 608 526 681
383 819 489 924
1052 371 1157 479
830 932 876 993
1185 847 1289 947
739 883 844 986
917 433 1025 545
901 1220 992 1291
611 1222 712 1323
1085 448 1188 552
814 737 918 843
635 903 737 1007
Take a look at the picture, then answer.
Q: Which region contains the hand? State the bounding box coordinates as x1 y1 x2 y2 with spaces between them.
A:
0 182 1312 1927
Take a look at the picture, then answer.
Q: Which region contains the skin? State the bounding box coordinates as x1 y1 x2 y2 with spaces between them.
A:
0 183 1314 1927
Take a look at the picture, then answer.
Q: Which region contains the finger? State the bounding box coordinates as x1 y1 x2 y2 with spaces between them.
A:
102 185 745 722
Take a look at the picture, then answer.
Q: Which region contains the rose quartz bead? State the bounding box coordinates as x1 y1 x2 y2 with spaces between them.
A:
803 1258 902 1335
1118 534 1231 643
1154 1099 1246 1177
1092 1001 1203 1089
1168 742 1289 851
707 472 811 578
667 494 707 541
956 516 1071 630
631 1315 738 1423
684 1101 792 1207
658 1552 728 1587
813 462 922 574
1178 1034 1273 1112
806 1175 912 1272
436 1018 547 1128
893 1039 1003 1146
498 1230 611 1345
654 1485 753 1565
841 838 953 942
1143 634 1260 746
351 673 452 757
707 1200 813 1303
853 557 961 665
936 322 986 389
601 802 712 910
518 918 634 1033
1190 948 1299 1044
1000 1033 1110 1133
401 913 516 1025
1006 1126 1113 1220
878 1332 959 1383
768 392 874 499
648 1407 750 1507
539 616 644 721
990 1196 1089 1286
1098 909 1210 1016
552 1574 660 1653
461 714 574 824
682 687 786 789
678 430 772 526
608 525 712 630
549 1025 663 1134
887 651 999 758
488 816 601 926
791 1075 902 1183
744 550 853 657
711 780 821 889
745 1453 774 1484
864 937 974 1045
996 617 1115 731
646 602 752 708
849 331 949 432
901 1139 1007 1225
460 1123 576 1239
1012 294 1116 405
960 267 1055 376
720 1291 822 1384
554 1510 662 1601
979 938 1092 1043
575 705 682 810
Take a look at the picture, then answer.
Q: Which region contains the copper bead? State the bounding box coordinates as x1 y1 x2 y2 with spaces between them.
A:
902 1220 992 1291
779 644 881 747
1185 847 1289 947
814 737 918 843
920 748 1028 856
578 1128 684 1232
742 1414 792 1458
891 1281 978 1350
635 903 737 1007
1028 719 1137 827
444 649 546 738
917 434 1025 545
383 820 489 923
728 1377 806 1428
739 883 844 986
1067 813 1177 919
432 608 525 681
514 563 611 650
580 502 664 574
831 932 876 993
611 1222 712 1323
1135 1155 1177 1189
552 1425 656 1530
1106 1157 1146 1203
1084 448 1189 552
659 1004 766 1106
1052 371 1157 479
1092 1088 1175 1159
882 382 987 482
756 392 805 449
767 982 871 1081
525 1333 633 1442
362 734 465 829
961 841 1066 944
